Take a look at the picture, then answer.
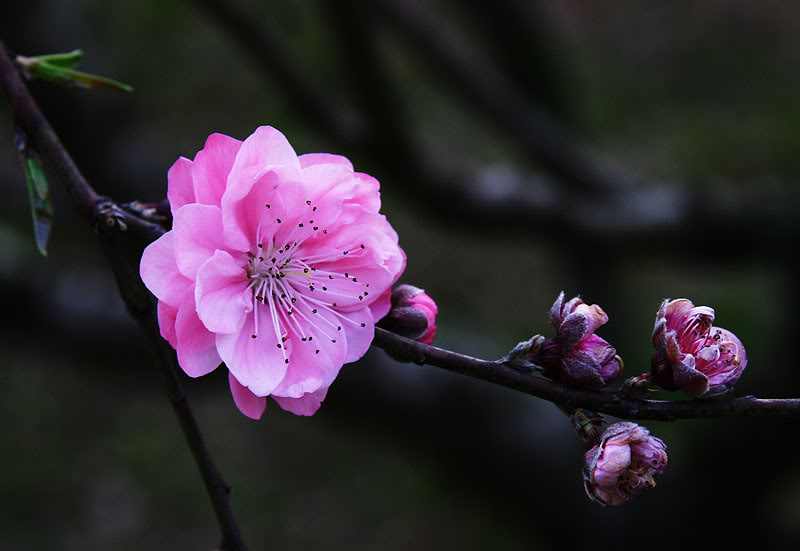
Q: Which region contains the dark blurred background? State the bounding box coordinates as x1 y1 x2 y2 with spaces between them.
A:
1 1 799 549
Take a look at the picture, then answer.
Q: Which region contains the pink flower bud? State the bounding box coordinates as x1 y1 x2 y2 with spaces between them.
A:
651 299 747 396
583 422 668 506
537 292 623 388
379 284 438 344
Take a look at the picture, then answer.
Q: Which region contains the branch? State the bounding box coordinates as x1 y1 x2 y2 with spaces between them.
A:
0 42 247 551
372 328 800 421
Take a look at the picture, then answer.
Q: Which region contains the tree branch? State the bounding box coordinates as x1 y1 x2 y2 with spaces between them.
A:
0 41 247 551
372 328 800 421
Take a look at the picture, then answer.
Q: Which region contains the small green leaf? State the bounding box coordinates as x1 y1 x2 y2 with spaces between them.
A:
60 68 134 92
31 49 84 69
17 50 133 93
16 132 54 256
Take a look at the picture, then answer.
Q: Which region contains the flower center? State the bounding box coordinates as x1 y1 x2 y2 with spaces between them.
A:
241 202 371 366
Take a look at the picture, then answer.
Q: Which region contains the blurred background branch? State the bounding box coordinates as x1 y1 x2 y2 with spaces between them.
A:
194 0 799 259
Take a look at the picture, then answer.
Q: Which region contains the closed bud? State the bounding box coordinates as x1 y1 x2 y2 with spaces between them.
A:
651 299 747 396
379 284 438 344
534 292 623 388
583 422 668 506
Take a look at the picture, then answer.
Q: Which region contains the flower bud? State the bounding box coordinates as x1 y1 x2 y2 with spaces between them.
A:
535 292 623 388
651 299 747 396
379 284 438 344
583 422 668 506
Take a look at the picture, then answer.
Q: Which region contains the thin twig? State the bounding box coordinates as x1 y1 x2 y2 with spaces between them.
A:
0 41 247 551
372 328 800 421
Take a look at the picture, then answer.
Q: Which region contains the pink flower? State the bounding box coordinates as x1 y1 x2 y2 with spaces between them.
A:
583 422 668 506
536 292 623 388
140 126 405 420
378 284 438 344
651 298 747 396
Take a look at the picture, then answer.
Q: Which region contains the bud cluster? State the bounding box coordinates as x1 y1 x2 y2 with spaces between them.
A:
514 293 749 506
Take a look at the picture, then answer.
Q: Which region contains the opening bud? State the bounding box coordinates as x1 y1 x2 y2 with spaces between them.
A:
378 284 438 344
583 422 668 506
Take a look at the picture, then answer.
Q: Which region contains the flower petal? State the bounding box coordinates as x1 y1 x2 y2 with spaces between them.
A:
224 126 300 205
215 314 288 396
195 250 251 334
175 298 221 377
192 133 242 207
173 204 227 278
228 371 267 420
140 231 193 307
299 153 353 170
368 289 392 322
157 301 178 348
340 307 375 363
549 291 566 328
167 157 195 215
273 386 329 416
271 300 347 397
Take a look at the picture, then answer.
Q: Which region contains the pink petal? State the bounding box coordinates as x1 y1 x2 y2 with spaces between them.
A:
271 301 348 398
195 250 251 334
549 291 566 328
340 307 375 363
368 289 392 321
599 442 632 473
139 231 193 307
273 386 329 416
299 158 353 197
221 170 282 252
157 301 178 347
574 303 608 336
228 371 267 420
215 314 288 396
173 204 227 278
175 298 221 378
192 133 242 207
223 126 300 206
167 157 196 215
299 153 353 170
299 162 380 214
300 215 405 310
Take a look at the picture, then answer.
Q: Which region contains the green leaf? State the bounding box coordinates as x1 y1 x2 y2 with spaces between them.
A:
31 49 84 69
17 133 54 256
16 50 133 93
